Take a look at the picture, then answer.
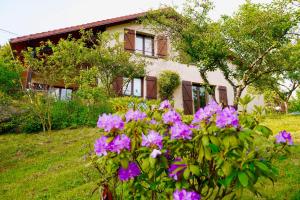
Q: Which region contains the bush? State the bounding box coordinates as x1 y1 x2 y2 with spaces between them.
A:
289 90 300 112
89 100 293 199
51 99 112 129
109 96 160 113
158 70 180 100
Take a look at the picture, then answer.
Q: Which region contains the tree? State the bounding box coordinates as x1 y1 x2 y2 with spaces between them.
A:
143 0 299 106
22 31 146 96
252 40 300 113
0 44 22 95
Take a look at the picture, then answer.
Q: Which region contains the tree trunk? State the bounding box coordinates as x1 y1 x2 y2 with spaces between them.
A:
234 86 245 109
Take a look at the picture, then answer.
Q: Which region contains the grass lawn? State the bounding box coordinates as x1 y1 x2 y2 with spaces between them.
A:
0 115 299 199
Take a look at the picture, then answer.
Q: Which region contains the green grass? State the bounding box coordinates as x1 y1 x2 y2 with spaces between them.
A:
0 115 299 199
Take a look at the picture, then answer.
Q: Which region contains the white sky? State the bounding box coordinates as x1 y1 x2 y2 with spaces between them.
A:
0 0 271 45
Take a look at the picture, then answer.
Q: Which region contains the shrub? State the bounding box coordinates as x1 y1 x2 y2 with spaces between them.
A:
109 96 160 113
51 99 112 129
158 70 180 100
89 100 293 199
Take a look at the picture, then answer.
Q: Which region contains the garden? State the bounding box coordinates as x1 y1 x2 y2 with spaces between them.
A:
0 0 300 199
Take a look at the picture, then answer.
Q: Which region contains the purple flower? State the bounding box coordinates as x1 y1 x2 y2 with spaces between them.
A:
125 109 147 122
150 119 157 125
94 136 109 156
170 122 192 140
159 100 172 110
216 107 239 128
173 189 201 200
275 130 293 145
150 149 162 158
118 162 141 181
168 158 187 180
192 100 222 124
163 110 181 124
97 114 124 132
108 134 131 154
142 130 163 149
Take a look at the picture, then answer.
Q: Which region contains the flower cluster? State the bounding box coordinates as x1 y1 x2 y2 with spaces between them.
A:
118 162 141 181
192 100 222 124
216 107 239 128
125 109 147 122
142 130 163 149
168 158 187 180
275 130 293 145
170 122 193 140
163 110 181 124
94 134 131 156
159 100 172 110
173 189 201 200
97 114 124 132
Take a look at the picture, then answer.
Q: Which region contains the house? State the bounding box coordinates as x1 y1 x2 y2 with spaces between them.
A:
9 11 264 114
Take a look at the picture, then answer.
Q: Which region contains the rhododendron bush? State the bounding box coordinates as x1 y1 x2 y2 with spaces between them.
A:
89 100 293 199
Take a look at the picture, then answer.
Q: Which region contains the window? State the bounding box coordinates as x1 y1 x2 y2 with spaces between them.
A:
135 34 154 56
49 87 72 100
122 78 143 97
192 85 215 113
193 85 207 112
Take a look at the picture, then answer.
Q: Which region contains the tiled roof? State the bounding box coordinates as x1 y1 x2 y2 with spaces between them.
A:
10 11 146 44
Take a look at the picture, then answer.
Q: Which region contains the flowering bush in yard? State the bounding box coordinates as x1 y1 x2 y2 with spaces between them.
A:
89 100 293 199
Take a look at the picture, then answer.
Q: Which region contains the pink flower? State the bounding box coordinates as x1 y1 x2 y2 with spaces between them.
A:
108 134 131 154
275 130 293 145
168 158 187 180
150 149 162 158
125 109 147 122
94 136 109 156
159 100 172 110
170 122 192 140
173 189 201 200
163 110 181 124
216 107 239 128
97 114 124 132
118 162 141 181
142 130 163 149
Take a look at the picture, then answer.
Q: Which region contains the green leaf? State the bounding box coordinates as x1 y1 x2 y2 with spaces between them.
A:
204 146 212 160
149 157 156 168
198 145 205 162
255 161 269 172
254 125 273 138
120 158 129 168
209 135 220 146
183 168 190 180
238 172 249 187
222 161 232 176
209 143 219 153
190 165 200 176
202 135 210 146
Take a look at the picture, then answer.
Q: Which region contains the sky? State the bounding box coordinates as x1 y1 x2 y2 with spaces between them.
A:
0 0 271 45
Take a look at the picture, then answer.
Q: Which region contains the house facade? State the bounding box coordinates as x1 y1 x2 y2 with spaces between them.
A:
10 12 264 114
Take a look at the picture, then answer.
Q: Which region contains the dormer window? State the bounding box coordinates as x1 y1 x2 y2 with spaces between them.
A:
135 34 154 56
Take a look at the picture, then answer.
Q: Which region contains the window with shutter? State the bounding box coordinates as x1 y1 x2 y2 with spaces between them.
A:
182 81 193 115
124 29 135 52
146 76 157 99
157 35 168 58
218 86 228 106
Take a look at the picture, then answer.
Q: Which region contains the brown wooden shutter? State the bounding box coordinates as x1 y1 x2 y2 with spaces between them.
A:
182 81 193 115
218 86 228 106
124 29 135 52
146 76 157 99
157 35 168 58
112 77 123 96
